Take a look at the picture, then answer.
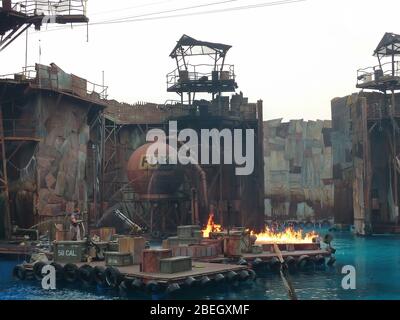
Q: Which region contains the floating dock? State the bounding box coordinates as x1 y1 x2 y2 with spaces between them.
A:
14 260 256 295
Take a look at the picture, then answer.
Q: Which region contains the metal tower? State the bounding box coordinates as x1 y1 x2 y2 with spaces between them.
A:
167 34 238 105
0 0 88 51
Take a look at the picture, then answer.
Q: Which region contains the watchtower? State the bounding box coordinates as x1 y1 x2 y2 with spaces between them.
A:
167 34 238 105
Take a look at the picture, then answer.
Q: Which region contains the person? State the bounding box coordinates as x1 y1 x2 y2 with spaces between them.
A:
70 208 82 241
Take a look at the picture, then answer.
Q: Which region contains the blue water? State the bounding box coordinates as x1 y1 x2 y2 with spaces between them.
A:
1 231 400 300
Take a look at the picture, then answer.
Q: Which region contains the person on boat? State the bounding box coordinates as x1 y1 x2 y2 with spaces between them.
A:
70 208 82 241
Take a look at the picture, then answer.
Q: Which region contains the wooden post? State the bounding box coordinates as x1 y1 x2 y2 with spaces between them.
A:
0 104 11 239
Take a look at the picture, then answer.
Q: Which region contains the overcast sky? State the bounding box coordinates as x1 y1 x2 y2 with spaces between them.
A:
1 0 399 121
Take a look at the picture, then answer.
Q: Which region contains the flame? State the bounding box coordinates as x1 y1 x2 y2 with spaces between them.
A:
251 227 318 244
202 213 222 238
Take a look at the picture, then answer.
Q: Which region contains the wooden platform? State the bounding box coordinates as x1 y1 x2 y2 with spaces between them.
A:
0 242 36 256
242 249 331 261
76 261 248 284
200 249 331 263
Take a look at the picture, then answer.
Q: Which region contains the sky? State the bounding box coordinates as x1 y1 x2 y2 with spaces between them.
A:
1 0 400 121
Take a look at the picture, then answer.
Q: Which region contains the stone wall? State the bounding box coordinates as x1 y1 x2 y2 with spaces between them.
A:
263 119 333 220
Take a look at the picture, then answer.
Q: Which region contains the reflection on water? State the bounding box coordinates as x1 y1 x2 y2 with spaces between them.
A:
1 231 400 300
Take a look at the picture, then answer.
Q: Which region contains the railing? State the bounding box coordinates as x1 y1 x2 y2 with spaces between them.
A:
0 66 37 80
10 0 87 16
167 64 235 88
357 61 400 86
0 65 108 100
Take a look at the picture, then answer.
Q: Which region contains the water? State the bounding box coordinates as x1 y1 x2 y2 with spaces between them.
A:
1 231 400 300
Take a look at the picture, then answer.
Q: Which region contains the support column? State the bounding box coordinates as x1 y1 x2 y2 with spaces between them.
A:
0 104 11 239
257 100 266 230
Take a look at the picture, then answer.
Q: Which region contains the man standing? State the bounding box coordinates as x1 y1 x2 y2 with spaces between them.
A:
70 208 82 241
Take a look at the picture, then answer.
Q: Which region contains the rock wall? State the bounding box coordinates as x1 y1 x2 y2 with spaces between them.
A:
263 119 333 220
35 94 91 217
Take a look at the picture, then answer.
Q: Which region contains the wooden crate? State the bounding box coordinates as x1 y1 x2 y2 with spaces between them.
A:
105 252 133 267
160 257 192 274
142 249 172 273
90 228 116 242
177 225 201 238
117 237 146 263
53 241 88 263
224 235 242 257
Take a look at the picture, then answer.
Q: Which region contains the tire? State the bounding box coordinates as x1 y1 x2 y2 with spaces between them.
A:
285 256 297 273
13 265 26 281
93 266 106 286
269 257 281 273
50 262 64 281
248 269 257 281
214 273 225 283
239 270 250 281
33 261 47 281
79 265 95 286
314 255 326 266
63 264 79 283
184 276 197 288
105 267 123 288
226 271 239 282
298 255 314 271
131 278 144 291
145 281 161 293
166 283 180 294
200 276 211 287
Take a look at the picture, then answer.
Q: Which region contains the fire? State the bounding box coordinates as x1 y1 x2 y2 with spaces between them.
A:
202 214 222 238
251 227 318 244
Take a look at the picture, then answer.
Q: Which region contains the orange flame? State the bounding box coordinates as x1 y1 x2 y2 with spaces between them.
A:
251 227 318 244
202 213 222 238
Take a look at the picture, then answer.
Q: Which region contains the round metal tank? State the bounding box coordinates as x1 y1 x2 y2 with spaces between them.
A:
127 143 183 200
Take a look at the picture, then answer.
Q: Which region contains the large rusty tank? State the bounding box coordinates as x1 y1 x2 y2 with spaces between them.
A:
127 143 184 200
